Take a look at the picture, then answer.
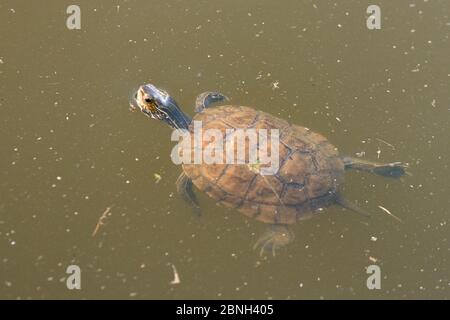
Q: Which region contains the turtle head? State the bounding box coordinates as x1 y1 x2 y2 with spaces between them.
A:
130 83 191 130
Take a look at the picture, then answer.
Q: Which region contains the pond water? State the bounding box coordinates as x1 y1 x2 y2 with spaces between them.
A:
1 0 449 299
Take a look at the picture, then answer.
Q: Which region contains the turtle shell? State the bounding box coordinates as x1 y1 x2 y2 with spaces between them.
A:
182 105 344 225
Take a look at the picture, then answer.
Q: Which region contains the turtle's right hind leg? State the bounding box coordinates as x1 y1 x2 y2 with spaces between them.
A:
253 225 294 257
342 157 408 178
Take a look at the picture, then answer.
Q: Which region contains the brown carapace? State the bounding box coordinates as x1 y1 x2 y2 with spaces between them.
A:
183 105 344 225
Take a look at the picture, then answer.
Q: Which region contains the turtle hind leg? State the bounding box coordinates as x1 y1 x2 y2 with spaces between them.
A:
342 156 407 178
195 91 229 113
336 194 371 218
176 172 201 216
253 224 294 257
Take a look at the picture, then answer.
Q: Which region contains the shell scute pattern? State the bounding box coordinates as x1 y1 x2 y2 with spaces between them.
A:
183 105 344 224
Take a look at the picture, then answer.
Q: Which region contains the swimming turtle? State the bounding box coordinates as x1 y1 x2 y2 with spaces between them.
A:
130 83 406 255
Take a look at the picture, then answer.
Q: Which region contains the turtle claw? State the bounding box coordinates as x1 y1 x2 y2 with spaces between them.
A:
253 235 276 257
253 225 294 257
255 240 278 257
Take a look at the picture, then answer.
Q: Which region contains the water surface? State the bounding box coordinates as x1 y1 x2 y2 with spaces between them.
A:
1 0 449 299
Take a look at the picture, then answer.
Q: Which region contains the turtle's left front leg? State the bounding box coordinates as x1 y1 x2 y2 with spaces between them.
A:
253 224 294 256
176 172 201 215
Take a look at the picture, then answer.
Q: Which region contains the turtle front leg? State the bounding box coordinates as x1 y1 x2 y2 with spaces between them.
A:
342 157 408 178
253 224 294 257
176 172 201 215
195 92 229 113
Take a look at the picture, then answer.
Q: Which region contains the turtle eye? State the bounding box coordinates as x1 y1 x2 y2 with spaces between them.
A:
145 98 152 103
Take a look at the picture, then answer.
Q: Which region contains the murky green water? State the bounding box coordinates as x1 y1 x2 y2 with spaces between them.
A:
1 0 449 299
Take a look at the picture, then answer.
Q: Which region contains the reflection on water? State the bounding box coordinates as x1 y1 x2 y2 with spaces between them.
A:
0 0 449 299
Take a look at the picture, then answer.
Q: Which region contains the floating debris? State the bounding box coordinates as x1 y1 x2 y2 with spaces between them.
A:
170 264 181 285
92 205 113 237
154 173 162 184
271 81 279 90
378 205 403 223
375 138 396 150
248 160 285 207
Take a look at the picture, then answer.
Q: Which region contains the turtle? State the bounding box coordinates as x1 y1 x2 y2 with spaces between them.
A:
130 83 407 256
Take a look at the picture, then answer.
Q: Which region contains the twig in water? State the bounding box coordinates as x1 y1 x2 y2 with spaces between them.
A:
262 175 285 207
92 205 113 237
170 264 181 285
378 205 403 223
154 173 162 184
376 138 396 150
247 161 285 207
